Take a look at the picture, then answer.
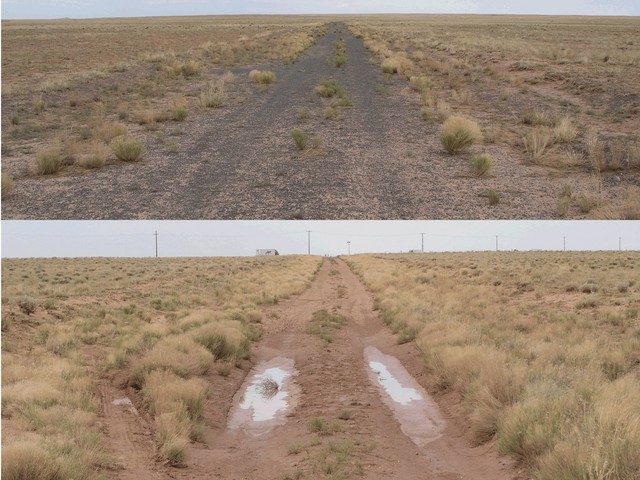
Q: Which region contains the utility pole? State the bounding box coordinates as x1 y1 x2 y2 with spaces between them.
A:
154 231 159 258
307 230 311 255
619 237 622 251
495 235 499 252
563 236 566 252
347 241 351 255
421 233 425 253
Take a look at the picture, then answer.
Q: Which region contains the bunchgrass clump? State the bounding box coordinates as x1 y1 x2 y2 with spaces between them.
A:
249 70 276 84
291 129 308 150
439 116 482 154
35 147 66 175
314 79 346 99
470 154 492 176
487 190 500 205
523 128 553 162
297 108 310 120
93 121 127 143
2 172 15 198
110 136 144 161
200 82 226 108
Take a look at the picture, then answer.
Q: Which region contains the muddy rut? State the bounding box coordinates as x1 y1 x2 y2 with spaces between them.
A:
103 259 518 480
5 24 572 219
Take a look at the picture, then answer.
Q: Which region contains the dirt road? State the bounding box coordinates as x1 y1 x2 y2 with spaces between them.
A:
4 24 574 219
102 258 519 480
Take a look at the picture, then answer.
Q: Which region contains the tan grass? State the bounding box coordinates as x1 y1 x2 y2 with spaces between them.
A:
439 116 482 154
381 55 414 75
347 251 640 479
93 121 127 143
2 172 15 198
249 69 277 84
523 128 553 162
110 136 144 161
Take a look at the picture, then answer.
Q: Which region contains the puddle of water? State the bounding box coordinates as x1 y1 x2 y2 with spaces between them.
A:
364 346 446 447
227 357 299 436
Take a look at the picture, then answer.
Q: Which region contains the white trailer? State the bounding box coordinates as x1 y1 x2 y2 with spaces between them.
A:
256 249 279 256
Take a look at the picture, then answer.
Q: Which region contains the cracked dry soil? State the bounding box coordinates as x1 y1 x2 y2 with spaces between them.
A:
3 23 584 220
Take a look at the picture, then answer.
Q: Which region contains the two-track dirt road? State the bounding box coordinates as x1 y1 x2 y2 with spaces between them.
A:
4 24 572 220
101 259 520 480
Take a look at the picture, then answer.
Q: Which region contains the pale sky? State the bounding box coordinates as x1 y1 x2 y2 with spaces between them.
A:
1 221 639 258
1 0 638 19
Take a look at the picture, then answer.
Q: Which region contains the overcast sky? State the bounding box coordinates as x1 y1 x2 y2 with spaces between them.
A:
2 221 639 258
1 0 638 19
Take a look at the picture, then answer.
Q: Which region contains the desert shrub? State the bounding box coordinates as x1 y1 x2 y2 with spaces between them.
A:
553 117 577 143
155 412 189 465
170 105 188 122
522 107 555 126
110 136 144 161
523 128 553 162
381 55 414 75
487 190 500 205
314 79 345 98
93 121 127 143
470 154 492 176
2 172 15 198
35 147 66 175
78 142 110 169
128 335 213 387
199 82 226 108
291 129 308 150
179 60 200 77
143 370 211 421
335 54 347 67
249 70 276 84
297 108 310 120
439 116 482 154
191 319 248 360
1 441 61 480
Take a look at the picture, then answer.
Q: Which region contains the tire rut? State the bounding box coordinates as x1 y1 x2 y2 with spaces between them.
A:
170 259 518 480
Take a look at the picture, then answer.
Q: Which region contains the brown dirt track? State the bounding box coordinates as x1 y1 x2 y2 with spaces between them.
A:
102 259 522 480
2 23 622 220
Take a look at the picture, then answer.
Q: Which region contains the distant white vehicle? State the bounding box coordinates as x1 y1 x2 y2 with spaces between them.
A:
256 249 279 256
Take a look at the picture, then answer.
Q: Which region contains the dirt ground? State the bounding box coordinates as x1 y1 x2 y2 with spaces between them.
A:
3 23 632 220
101 258 523 480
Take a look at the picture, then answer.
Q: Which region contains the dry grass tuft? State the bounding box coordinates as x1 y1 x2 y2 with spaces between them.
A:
199 81 226 108
1 440 60 480
553 117 577 144
2 172 15 198
249 69 276 84
470 154 492 176
439 116 482 154
35 146 68 175
110 136 144 161
523 128 553 162
381 55 414 75
93 121 127 143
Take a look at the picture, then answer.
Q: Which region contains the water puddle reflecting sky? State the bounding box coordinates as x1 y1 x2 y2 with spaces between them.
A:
365 346 446 447
228 357 299 436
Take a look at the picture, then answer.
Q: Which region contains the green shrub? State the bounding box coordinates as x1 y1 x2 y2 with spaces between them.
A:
110 136 144 161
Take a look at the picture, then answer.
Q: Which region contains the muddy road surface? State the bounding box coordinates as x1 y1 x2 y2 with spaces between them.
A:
5 24 569 219
102 259 520 480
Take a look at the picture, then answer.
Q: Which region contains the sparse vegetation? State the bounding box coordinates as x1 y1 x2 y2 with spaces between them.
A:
249 69 277 84
291 129 308 150
439 116 482 154
35 146 67 174
110 136 144 161
200 81 226 108
470 154 492 176
2 172 15 198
